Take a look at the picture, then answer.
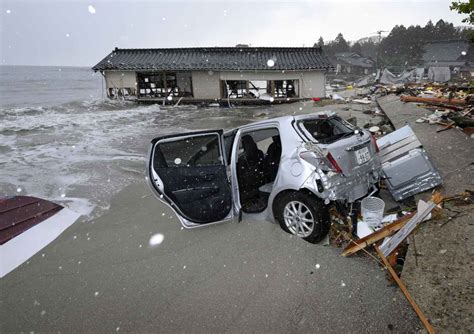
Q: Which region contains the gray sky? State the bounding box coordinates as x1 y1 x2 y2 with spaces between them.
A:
0 0 468 67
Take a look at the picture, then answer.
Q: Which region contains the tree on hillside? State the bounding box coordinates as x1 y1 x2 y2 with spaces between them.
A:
378 19 472 66
450 0 474 41
316 36 324 48
332 33 350 54
351 42 362 55
359 39 378 59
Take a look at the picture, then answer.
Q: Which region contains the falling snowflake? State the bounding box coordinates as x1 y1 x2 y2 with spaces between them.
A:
167 95 173 101
266 59 275 67
61 193 66 198
315 264 320 269
183 265 187 269
16 187 22 193
6 9 11 14
461 51 467 56
88 5 96 14
341 280 346 287
149 233 164 247
94 291 99 297
65 33 70 38
174 158 182 165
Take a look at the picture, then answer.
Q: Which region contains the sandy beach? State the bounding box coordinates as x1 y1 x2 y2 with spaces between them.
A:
1 179 421 332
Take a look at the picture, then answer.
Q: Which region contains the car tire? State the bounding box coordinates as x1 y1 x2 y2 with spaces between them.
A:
274 191 330 244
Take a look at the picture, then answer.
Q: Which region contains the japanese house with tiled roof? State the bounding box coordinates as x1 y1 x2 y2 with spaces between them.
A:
92 46 334 103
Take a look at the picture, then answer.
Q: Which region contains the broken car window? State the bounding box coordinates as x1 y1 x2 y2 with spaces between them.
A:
299 117 354 144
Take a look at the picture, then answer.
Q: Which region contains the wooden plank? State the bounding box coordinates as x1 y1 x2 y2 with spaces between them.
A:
436 121 455 133
380 193 442 257
341 213 414 257
400 95 466 106
375 246 435 334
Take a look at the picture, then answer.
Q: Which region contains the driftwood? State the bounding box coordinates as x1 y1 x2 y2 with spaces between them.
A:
375 246 435 334
400 95 466 106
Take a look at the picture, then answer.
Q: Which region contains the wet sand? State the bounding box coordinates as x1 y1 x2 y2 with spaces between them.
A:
1 179 421 333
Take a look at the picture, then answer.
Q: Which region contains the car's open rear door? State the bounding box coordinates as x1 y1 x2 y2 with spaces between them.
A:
147 130 233 228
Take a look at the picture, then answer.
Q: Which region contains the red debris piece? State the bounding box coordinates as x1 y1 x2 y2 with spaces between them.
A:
0 196 63 245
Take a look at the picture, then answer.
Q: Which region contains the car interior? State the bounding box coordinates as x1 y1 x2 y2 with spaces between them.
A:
236 128 282 213
300 117 354 144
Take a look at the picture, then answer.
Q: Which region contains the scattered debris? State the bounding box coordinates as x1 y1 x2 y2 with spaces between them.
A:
379 194 442 257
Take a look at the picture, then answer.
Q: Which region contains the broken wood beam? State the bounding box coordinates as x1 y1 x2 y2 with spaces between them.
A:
379 193 443 257
400 95 466 106
436 121 456 133
341 213 414 257
375 246 435 334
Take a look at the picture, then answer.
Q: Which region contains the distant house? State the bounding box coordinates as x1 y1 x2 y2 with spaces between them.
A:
422 40 471 69
333 52 375 75
92 46 334 103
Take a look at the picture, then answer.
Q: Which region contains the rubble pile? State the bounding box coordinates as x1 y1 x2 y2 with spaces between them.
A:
395 84 474 136
321 73 473 332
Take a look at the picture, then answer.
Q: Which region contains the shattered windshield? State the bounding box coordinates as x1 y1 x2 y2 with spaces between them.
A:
299 117 355 144
1 1 473 333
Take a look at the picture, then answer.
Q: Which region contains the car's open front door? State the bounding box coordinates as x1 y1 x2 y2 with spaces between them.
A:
148 130 233 228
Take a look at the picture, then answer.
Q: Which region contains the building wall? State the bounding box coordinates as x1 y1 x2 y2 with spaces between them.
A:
298 71 326 98
220 70 326 98
103 70 327 99
191 71 221 99
104 70 136 89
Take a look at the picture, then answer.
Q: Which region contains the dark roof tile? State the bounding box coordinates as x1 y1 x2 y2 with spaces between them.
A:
92 47 334 72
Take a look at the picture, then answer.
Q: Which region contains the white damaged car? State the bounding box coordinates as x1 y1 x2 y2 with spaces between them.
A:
148 112 381 243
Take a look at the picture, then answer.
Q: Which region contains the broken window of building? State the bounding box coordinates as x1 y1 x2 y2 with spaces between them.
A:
137 72 193 98
137 73 165 97
248 80 267 98
223 80 248 99
273 80 298 98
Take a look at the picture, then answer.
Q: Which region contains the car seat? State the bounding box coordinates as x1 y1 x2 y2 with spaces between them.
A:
237 135 266 212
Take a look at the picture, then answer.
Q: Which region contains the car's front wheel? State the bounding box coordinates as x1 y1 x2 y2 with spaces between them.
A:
274 192 330 244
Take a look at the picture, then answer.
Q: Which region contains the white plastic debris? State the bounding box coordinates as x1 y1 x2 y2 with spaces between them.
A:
381 214 398 224
357 221 373 238
352 98 372 105
369 126 380 133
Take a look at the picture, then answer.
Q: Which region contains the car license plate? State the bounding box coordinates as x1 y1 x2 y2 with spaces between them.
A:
355 147 371 165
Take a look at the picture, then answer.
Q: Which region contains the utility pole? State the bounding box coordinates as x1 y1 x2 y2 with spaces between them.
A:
372 30 388 70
